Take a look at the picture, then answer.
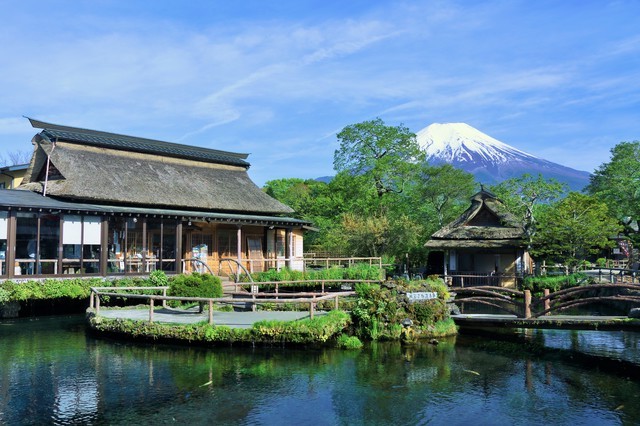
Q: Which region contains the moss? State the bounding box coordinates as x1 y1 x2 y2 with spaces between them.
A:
87 309 352 347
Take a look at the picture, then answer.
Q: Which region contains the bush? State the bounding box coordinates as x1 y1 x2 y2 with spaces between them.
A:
250 264 383 288
522 273 591 293
169 273 222 299
336 334 363 349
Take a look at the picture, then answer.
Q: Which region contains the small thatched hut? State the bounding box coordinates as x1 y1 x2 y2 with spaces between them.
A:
425 189 532 287
0 118 309 279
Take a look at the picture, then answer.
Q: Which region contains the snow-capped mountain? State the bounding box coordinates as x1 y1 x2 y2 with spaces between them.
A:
416 123 591 191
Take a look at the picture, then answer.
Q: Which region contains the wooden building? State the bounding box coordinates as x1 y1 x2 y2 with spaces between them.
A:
425 189 532 287
0 118 309 279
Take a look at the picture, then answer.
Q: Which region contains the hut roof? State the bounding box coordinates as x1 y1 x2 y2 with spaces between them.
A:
1 189 309 227
27 118 249 167
425 189 526 249
19 119 293 215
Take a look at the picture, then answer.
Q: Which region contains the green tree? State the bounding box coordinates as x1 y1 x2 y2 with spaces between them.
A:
587 141 640 241
334 118 425 200
490 174 566 249
533 192 621 266
413 163 477 228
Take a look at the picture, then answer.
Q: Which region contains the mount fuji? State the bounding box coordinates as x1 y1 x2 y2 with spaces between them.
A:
416 123 591 191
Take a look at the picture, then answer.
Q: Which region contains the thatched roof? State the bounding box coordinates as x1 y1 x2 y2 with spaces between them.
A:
18 120 293 215
425 189 526 249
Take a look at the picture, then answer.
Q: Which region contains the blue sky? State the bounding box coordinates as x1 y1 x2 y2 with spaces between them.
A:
1 0 639 186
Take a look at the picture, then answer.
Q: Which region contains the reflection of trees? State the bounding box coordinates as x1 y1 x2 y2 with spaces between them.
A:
3 316 640 424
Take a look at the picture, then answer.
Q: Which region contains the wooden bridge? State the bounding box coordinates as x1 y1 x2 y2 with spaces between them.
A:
449 284 640 330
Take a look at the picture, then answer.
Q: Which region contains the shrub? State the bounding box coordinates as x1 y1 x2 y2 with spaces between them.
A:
169 273 222 299
522 273 591 294
149 270 169 287
337 334 363 349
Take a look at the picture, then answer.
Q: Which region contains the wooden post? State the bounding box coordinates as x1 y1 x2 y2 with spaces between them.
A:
321 280 325 293
309 301 315 319
90 291 95 309
149 298 154 323
252 293 256 312
95 295 100 315
208 300 213 325
524 290 531 319
334 295 339 310
460 277 464 288
543 289 550 315
162 288 167 308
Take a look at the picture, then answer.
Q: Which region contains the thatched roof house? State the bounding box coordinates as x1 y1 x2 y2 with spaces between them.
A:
0 118 309 280
425 189 530 287
425 189 526 250
19 118 292 215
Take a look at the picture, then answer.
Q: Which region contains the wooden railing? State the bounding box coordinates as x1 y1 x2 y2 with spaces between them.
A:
89 286 356 323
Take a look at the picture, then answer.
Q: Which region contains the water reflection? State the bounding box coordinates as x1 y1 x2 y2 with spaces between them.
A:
1 316 639 425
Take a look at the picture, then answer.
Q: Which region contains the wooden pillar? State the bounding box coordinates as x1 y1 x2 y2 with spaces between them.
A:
237 225 242 272
149 298 154 323
175 220 183 274
524 290 532 318
100 217 108 277
208 300 213 325
285 228 292 269
309 300 315 319
543 288 550 315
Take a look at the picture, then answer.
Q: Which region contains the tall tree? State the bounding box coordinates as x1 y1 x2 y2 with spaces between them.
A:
490 174 566 249
587 141 640 240
413 163 477 228
333 118 424 200
533 192 621 266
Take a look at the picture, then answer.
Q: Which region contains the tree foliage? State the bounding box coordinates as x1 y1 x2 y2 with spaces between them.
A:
490 173 565 248
412 163 477 228
333 118 424 199
587 141 640 240
532 192 621 266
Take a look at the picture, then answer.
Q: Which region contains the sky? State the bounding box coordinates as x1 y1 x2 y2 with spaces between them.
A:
1 0 639 186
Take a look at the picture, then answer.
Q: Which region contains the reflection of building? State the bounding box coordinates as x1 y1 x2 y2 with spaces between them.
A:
0 118 309 278
425 189 532 287
0 163 28 189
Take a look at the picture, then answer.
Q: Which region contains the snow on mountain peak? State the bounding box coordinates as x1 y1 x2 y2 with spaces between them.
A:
416 122 538 164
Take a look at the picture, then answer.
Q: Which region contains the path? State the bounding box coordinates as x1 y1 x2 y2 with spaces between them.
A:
97 307 325 329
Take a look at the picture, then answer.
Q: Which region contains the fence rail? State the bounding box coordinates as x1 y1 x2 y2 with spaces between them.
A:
89 286 357 323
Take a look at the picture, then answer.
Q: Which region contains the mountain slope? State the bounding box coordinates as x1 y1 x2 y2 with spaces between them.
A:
416 123 591 191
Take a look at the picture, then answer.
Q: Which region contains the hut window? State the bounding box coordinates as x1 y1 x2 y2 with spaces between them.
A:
15 213 38 275
36 161 64 181
147 219 178 272
217 230 238 258
62 215 101 274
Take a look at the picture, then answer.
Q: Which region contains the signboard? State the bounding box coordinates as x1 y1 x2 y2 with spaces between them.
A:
407 292 438 302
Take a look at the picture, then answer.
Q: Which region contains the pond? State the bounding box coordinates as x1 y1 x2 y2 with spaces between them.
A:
1 315 640 425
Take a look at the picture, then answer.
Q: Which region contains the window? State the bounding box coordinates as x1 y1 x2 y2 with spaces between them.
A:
62 215 101 274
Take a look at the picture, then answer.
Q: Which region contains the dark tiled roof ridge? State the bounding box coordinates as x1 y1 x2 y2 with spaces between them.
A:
27 117 250 167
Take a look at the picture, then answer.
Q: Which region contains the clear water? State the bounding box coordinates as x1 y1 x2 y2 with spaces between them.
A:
1 315 640 425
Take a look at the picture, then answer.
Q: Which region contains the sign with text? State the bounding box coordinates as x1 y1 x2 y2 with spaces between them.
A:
407 292 438 302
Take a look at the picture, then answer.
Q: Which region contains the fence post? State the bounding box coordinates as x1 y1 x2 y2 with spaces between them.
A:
95 295 100 315
524 290 532 319
310 301 315 319
322 280 325 293
543 289 550 315
610 269 614 283
162 288 167 308
334 295 339 310
461 277 464 288
149 298 155 323
208 300 213 325
90 291 95 309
